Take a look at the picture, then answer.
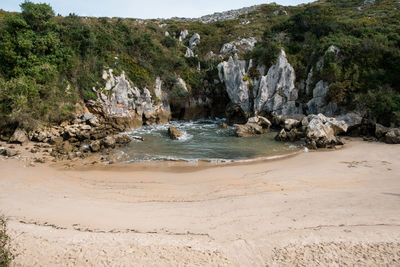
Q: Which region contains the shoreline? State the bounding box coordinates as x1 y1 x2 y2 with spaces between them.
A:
1 139 399 265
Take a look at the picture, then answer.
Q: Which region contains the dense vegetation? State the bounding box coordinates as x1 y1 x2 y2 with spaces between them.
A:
251 0 400 125
0 217 13 267
0 0 399 130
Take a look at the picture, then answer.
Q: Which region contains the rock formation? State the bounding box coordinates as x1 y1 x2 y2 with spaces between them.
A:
93 69 171 130
254 50 302 116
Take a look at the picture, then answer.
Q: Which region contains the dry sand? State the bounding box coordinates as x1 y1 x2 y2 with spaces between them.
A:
0 138 399 266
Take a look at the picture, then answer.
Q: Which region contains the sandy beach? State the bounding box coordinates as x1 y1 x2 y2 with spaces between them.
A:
1 138 400 266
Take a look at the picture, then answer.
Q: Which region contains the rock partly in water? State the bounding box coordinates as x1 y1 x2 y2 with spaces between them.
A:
234 116 271 137
168 126 183 140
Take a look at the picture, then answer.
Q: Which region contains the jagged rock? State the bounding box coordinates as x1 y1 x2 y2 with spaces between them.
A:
218 55 250 113
254 50 302 115
305 114 344 148
189 33 200 50
177 78 188 92
385 128 400 144
9 128 29 144
96 69 171 130
220 38 257 55
220 43 237 54
168 126 183 140
234 116 271 137
375 124 389 139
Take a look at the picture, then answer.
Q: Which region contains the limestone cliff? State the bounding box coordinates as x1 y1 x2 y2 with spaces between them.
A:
90 69 171 130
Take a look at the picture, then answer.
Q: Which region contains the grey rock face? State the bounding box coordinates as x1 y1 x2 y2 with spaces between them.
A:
254 50 302 115
97 69 170 129
218 55 250 113
306 80 337 116
189 33 200 50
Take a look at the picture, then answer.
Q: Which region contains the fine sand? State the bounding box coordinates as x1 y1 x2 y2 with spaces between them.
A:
0 138 399 266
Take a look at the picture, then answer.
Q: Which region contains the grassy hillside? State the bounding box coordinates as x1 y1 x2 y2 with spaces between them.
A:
0 0 399 130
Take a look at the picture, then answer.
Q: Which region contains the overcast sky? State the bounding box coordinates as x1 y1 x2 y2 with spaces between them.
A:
1 0 315 19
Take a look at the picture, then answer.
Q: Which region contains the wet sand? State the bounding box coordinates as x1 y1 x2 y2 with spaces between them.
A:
0 139 399 266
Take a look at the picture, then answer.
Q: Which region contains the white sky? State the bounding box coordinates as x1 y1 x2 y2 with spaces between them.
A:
1 0 315 19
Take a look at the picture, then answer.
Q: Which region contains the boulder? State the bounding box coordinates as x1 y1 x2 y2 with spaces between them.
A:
90 140 101 152
168 126 183 140
114 134 132 145
275 128 304 142
9 128 29 144
234 116 271 137
385 128 400 144
305 114 344 148
103 136 116 148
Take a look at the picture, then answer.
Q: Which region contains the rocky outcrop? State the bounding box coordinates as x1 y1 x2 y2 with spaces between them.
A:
220 37 257 54
93 69 171 130
189 33 200 50
306 81 337 116
171 5 260 23
304 114 345 148
218 55 250 115
234 116 271 137
168 126 183 140
254 50 302 115
218 50 302 123
305 46 341 116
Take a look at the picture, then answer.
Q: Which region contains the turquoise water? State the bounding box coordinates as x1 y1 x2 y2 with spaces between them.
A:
120 120 300 163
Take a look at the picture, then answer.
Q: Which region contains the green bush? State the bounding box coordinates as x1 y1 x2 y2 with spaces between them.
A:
0 216 13 267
